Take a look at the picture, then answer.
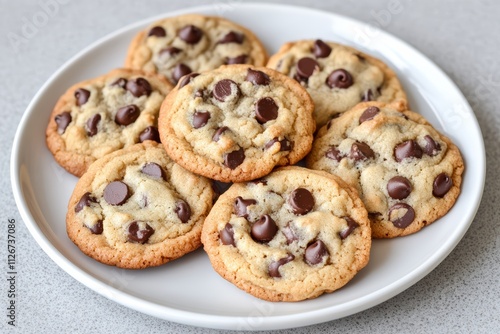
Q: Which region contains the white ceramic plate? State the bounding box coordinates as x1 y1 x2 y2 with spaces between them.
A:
11 3 485 331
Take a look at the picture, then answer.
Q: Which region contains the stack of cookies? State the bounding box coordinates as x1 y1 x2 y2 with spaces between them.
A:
45 14 464 302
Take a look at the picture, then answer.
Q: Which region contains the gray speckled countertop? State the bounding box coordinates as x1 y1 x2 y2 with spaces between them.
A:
1 0 499 332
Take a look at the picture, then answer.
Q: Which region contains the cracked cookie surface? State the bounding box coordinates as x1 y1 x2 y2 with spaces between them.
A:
307 102 464 238
201 166 371 302
158 65 316 182
266 39 407 127
46 68 172 177
125 14 268 85
66 142 214 269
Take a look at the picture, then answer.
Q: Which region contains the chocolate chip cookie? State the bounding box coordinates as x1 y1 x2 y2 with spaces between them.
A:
266 39 407 127
201 166 371 302
46 68 172 177
158 65 316 183
307 102 464 238
66 141 214 269
125 14 268 85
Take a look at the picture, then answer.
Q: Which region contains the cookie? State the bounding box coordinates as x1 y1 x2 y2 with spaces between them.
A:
66 141 214 269
46 68 173 177
266 39 407 127
158 65 316 183
125 14 268 85
201 166 371 302
307 102 464 238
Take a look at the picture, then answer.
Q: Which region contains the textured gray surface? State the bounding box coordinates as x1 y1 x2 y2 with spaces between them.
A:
1 0 499 332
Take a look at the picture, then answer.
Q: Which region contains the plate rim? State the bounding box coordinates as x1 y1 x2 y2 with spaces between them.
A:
10 2 486 330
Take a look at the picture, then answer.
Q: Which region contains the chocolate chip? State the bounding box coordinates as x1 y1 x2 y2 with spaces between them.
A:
326 69 353 89
224 147 245 169
433 173 452 198
141 162 163 179
387 176 412 200
264 137 292 151
213 79 240 102
75 192 96 213
296 57 319 79
219 31 244 44
313 39 332 58
178 25 203 44
369 212 382 220
268 254 295 278
75 88 90 106
255 97 278 124
339 217 359 239
350 142 375 161
115 104 140 126
212 126 228 141
251 215 278 243
220 223 235 246
362 89 374 102
178 72 199 88
192 111 210 129
172 64 192 84
128 221 154 244
86 114 101 137
394 140 423 162
304 240 329 265
148 26 166 37
126 78 152 97
423 135 441 156
175 200 191 223
359 106 380 123
282 224 298 244
55 112 71 134
388 203 415 228
160 46 181 57
325 146 344 162
111 77 127 89
88 220 103 235
226 55 247 65
289 188 314 215
139 126 160 143
140 195 148 208
234 196 256 218
246 69 270 86
103 181 130 205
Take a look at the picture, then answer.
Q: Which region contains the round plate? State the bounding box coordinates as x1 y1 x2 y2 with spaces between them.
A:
10 2 485 331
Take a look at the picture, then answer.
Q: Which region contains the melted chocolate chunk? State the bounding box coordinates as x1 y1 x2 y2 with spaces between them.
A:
296 57 319 79
192 111 210 129
223 147 245 169
304 240 329 265
111 77 127 89
246 68 270 86
225 55 247 65
175 200 191 223
325 146 344 162
141 162 164 179
234 196 256 218
160 46 181 57
387 176 412 200
255 97 278 124
423 135 441 156
75 192 96 213
350 142 375 161
178 25 203 44
128 221 154 244
282 224 298 244
86 114 101 137
220 223 235 246
213 79 239 102
313 39 332 58
388 203 415 228
178 72 199 88
148 26 166 37
139 126 161 143
339 217 359 239
326 69 353 89
433 173 452 198
88 220 103 235
212 126 229 142
126 78 152 97
103 181 130 206
75 88 90 106
115 104 140 126
172 64 192 84
251 215 278 243
55 112 72 134
289 188 314 215
394 140 423 162
359 106 380 123
264 137 292 151
268 254 295 278
219 31 244 44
